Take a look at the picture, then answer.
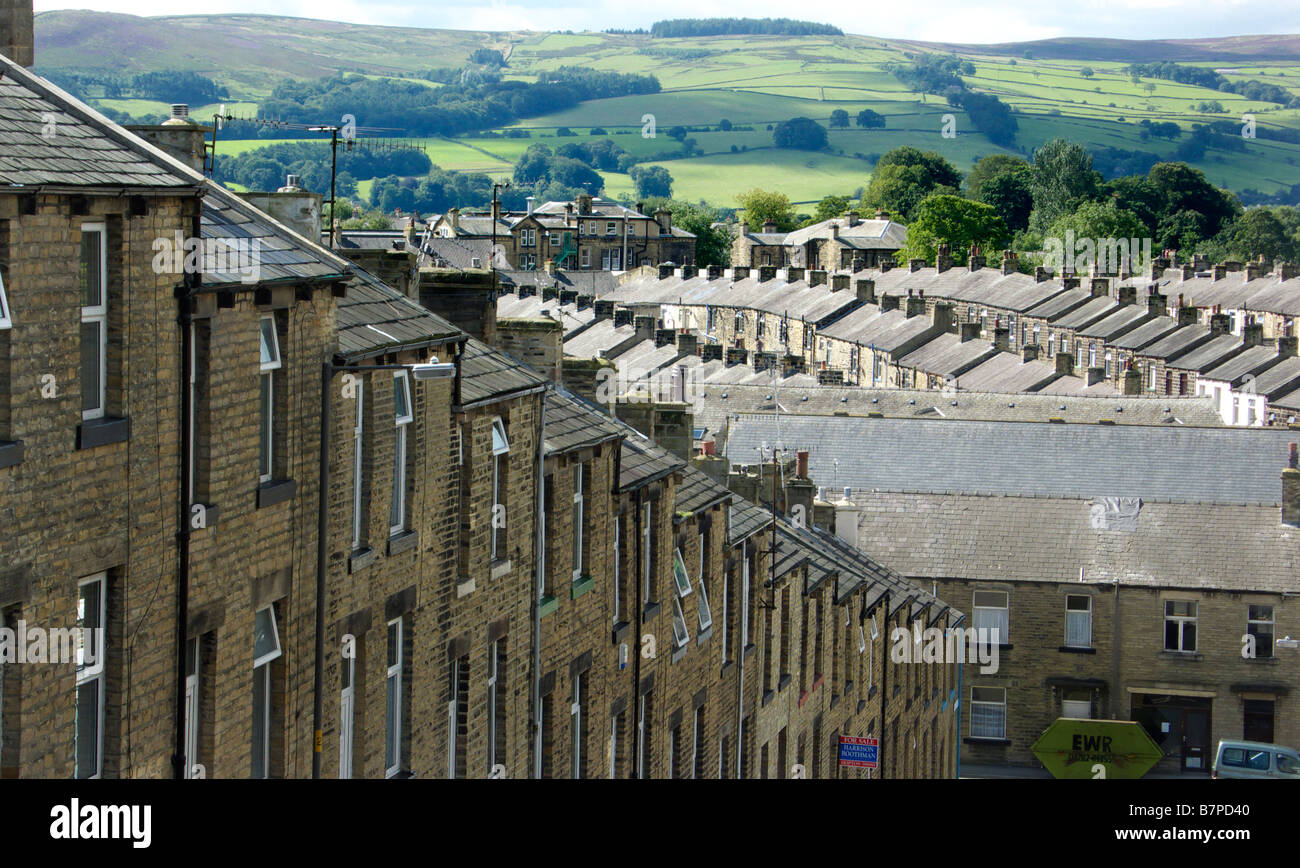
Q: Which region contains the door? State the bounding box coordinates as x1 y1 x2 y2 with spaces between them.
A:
184 637 200 778
1181 710 1210 772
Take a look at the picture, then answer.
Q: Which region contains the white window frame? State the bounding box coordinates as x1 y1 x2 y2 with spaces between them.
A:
667 726 677 779
572 462 585 580
636 694 648 779
184 636 200 779
0 270 10 329
606 221 617 236
80 223 107 421
1164 600 1198 652
720 564 729 659
351 380 365 550
340 652 355 779
75 573 106 779
570 670 584 779
1065 594 1092 648
581 247 590 268
252 605 281 779
609 713 619 780
691 706 703 779
390 371 412 536
672 546 693 598
740 547 750 648
696 534 713 631
642 502 653 601
672 595 690 649
970 686 1006 740
487 638 501 772
612 514 621 624
1248 604 1275 658
385 616 403 778
258 315 281 483
491 417 510 560
972 590 1008 645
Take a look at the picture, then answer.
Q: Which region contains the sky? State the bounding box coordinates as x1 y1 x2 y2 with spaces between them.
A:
32 0 1300 45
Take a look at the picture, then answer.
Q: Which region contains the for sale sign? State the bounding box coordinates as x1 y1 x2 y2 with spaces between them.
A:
838 735 878 769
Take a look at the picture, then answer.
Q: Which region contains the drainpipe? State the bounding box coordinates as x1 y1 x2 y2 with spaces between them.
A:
735 538 748 778
1111 580 1121 719
879 591 889 780
312 361 331 779
530 389 547 778
630 489 644 778
172 201 206 779
172 209 199 779
953 611 965 780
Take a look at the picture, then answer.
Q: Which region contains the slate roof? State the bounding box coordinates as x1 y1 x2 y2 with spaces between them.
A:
726 496 772 546
458 337 547 407
897 333 999 377
725 414 1296 505
952 353 1059 392
780 218 907 250
854 491 1298 594
336 265 464 360
1167 333 1246 372
1107 316 1179 351
543 387 624 456
200 182 352 288
1201 345 1286 386
1134 325 1213 361
1247 356 1300 398
618 429 686 492
1075 304 1151 340
672 465 733 521
0 55 202 189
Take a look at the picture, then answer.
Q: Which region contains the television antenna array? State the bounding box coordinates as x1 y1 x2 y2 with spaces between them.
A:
205 110 426 248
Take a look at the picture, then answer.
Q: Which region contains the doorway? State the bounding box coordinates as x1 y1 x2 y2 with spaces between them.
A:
1132 693 1212 773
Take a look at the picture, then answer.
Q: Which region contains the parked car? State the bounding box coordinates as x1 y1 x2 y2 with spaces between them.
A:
1211 740 1300 778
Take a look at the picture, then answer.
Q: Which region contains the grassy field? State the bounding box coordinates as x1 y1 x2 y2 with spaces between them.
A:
45 12 1300 206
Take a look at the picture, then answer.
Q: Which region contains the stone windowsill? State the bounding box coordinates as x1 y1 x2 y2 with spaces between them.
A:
348 547 376 574
1162 649 1203 661
857 699 867 713
256 478 297 509
720 661 735 677
642 601 661 623
695 624 712 646
539 594 559 618
612 620 632 644
570 574 595 600
387 529 418 556
491 559 512 580
189 501 219 530
671 642 688 663
457 577 476 598
761 689 775 708
77 416 129 450
778 673 791 692
0 440 23 469
1246 655 1279 664
1059 645 1096 654
963 737 1011 747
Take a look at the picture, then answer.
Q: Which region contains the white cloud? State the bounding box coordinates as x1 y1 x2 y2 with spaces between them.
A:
32 0 1300 40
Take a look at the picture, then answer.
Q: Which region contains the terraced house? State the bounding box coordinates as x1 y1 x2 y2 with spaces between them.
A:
727 414 1300 775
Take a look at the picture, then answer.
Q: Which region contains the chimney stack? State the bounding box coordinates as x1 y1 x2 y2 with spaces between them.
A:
1284 443 1300 527
831 274 850 292
1034 266 1050 283
1022 343 1040 362
936 244 953 273
968 246 985 272
909 258 926 273
993 326 1010 352
1122 368 1142 395
855 279 876 304
1147 291 1167 318
1 0 34 66
1001 249 1018 275
960 322 981 343
1056 352 1075 376
1086 366 1106 386
1243 322 1265 347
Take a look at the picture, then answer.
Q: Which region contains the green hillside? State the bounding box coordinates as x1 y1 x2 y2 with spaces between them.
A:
36 12 1300 206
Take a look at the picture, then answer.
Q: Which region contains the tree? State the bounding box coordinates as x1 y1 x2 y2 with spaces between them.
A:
718 118 733 131
1218 208 1299 262
736 189 797 232
629 165 673 198
1080 67 1095 78
773 117 828 150
900 195 1011 263
829 109 850 129
1047 199 1148 243
807 195 850 225
1028 139 1102 233
855 108 886 129
859 146 963 222
968 158 1034 232
1147 162 1239 246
